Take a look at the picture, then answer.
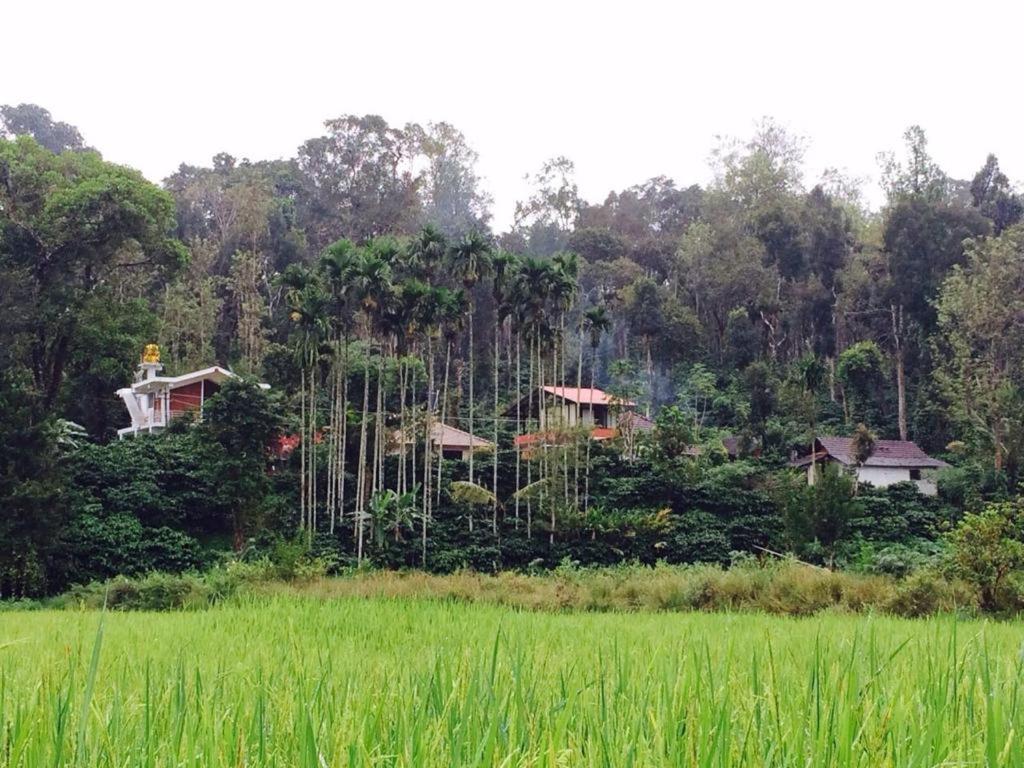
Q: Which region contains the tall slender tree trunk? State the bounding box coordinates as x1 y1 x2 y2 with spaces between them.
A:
526 331 534 539
421 336 434 567
574 323 584 511
561 314 569 507
339 337 349 533
300 366 306 533
645 336 653 418
492 320 500 536
309 356 317 540
891 304 908 441
398 357 406 495
514 329 522 530
355 344 371 564
410 358 417 498
584 344 597 513
436 340 452 507
327 350 337 533
468 302 475 486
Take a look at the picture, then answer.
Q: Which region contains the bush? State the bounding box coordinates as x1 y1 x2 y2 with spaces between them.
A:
884 570 978 618
944 499 1024 612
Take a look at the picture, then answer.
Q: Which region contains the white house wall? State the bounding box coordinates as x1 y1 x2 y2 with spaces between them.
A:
856 466 910 488
807 462 939 496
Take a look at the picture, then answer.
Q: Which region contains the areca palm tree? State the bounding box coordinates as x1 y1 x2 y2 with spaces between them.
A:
581 304 611 512
414 284 450 566
319 240 358 534
549 252 579 506
281 264 329 542
514 257 557 539
447 232 492 490
435 288 468 510
392 278 429 498
489 250 520 534
406 224 448 280
350 248 393 563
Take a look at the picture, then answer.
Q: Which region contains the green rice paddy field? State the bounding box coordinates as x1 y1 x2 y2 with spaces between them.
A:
2 597 1022 767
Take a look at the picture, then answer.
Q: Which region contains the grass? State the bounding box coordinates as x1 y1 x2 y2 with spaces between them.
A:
50 560 984 618
2 595 1023 766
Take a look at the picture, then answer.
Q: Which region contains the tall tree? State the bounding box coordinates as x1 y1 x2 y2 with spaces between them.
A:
0 137 186 414
935 225 1024 475
0 103 87 153
447 231 492 492
970 154 1023 234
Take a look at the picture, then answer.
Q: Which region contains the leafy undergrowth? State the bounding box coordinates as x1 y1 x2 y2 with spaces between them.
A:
26 559 993 619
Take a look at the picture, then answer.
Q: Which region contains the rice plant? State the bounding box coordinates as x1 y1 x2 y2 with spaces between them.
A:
1 596 1022 766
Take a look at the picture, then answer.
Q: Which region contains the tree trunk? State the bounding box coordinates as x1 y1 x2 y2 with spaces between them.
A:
421 335 434 568
492 320 500 536
584 344 597 513
468 301 475 487
355 345 371 564
309 356 317 540
339 338 349 533
436 340 452 508
300 366 306 533
575 322 584 511
891 304 908 441
514 329 522 530
526 331 534 539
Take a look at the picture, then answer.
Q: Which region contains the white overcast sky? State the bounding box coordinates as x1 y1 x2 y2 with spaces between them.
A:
5 0 1022 229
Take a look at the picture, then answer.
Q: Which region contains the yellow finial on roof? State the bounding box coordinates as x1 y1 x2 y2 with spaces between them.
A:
143 344 160 364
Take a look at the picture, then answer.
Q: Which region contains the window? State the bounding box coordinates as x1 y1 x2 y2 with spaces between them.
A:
909 469 921 480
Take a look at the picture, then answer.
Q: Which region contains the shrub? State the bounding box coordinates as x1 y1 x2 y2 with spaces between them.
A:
944 499 1024 612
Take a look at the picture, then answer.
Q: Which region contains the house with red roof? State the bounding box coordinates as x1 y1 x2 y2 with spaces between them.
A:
507 386 635 430
507 386 649 454
790 436 949 495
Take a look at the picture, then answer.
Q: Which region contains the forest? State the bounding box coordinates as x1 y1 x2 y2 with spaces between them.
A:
2 103 1023 602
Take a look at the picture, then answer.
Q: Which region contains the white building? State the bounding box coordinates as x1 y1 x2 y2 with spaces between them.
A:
116 345 266 438
791 436 949 496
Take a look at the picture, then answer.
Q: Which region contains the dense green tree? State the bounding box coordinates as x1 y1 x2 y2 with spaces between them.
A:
970 154 1023 234
0 136 186 413
934 226 1024 475
0 103 87 153
202 378 283 548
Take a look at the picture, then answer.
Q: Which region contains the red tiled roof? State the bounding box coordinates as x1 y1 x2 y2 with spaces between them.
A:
515 426 619 447
541 386 635 407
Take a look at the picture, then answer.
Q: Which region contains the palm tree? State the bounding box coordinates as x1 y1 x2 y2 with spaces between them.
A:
281 264 329 543
435 288 468 511
406 224 448 281
581 304 611 512
350 247 393 563
392 278 429 498
415 285 449 566
516 257 556 539
489 250 520 535
447 232 493 492
319 239 358 534
549 252 579 506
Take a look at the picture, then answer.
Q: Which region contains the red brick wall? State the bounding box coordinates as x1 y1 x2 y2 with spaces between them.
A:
169 382 203 418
